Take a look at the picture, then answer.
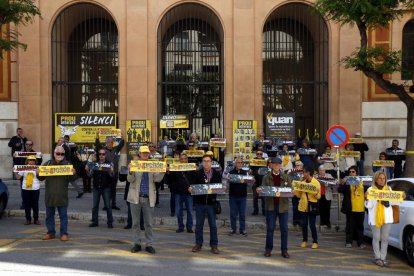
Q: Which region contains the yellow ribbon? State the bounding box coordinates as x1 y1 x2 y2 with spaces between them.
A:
374 185 386 228
26 172 34 190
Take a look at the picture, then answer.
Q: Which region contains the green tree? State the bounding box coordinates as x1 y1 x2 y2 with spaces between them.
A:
315 0 414 176
0 0 41 58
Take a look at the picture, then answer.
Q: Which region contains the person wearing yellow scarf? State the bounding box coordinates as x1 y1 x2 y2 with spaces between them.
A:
365 171 393 267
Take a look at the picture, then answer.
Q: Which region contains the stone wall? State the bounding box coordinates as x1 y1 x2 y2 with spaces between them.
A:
0 102 18 179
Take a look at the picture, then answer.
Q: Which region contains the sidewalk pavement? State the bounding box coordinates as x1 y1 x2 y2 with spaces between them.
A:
2 179 346 232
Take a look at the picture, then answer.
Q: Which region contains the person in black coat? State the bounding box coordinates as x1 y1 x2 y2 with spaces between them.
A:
190 155 222 254
8 128 27 180
386 139 405 178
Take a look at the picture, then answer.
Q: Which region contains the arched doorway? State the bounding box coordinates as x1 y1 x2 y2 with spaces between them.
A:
157 3 224 141
51 3 118 114
262 3 329 149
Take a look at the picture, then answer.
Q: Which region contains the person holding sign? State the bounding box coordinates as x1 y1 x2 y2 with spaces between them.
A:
338 166 368 248
339 144 358 178
127 146 165 254
316 165 334 229
257 157 291 258
95 131 125 210
251 150 266 216
85 149 115 229
385 139 405 178
37 146 77 241
372 152 393 179
365 171 405 267
295 166 321 249
227 157 253 236
190 155 222 254
15 155 40 225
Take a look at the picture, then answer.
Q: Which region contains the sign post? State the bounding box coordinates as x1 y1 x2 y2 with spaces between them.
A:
326 125 349 232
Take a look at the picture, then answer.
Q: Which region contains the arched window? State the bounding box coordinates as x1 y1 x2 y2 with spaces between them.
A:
402 20 414 80
157 3 224 140
52 3 118 113
263 3 329 148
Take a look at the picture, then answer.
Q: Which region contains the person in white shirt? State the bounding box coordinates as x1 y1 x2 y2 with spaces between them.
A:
15 155 41 225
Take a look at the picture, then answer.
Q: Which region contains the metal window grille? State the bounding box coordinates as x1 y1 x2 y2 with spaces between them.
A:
262 3 329 149
51 3 119 115
402 20 414 80
157 3 224 141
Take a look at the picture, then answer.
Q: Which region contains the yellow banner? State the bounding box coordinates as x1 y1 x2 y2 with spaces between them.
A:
292 180 320 194
126 120 151 143
348 138 364 144
182 150 205 157
165 158 180 164
367 189 404 202
160 115 189 129
169 163 197 171
372 160 395 167
55 113 117 143
13 165 38 173
39 165 74 176
341 151 361 158
249 159 268 167
233 120 257 161
210 138 227 148
130 161 166 172
98 128 121 140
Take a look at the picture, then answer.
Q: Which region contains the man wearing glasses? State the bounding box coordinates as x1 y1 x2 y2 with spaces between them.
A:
37 146 77 241
86 149 114 228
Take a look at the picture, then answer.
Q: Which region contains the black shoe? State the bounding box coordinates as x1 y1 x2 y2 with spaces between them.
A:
89 223 98 227
240 232 248 236
76 192 84 199
228 231 236 236
281 251 290 258
176 228 184 233
187 229 194 233
112 206 120 210
124 225 132 229
131 244 141 253
108 224 113 229
145 246 156 254
251 212 258 216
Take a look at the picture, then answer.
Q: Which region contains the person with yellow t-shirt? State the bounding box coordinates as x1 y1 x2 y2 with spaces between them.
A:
295 166 321 249
15 155 41 225
338 165 368 249
365 171 405 267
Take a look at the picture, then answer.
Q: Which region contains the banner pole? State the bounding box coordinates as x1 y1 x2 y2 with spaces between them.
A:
335 145 341 232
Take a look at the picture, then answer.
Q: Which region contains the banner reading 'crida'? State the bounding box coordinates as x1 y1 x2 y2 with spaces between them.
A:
55 113 117 143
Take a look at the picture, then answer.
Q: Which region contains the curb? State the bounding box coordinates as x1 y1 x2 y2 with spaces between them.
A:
4 209 345 232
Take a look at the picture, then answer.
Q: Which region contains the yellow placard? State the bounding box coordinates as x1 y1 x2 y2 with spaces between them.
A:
55 113 116 143
39 165 74 176
182 150 205 157
249 159 268 167
233 120 257 161
341 151 361 158
292 180 320 194
169 163 197 171
130 160 166 172
99 128 121 140
160 115 189 129
165 158 180 164
372 160 395 167
367 189 404 202
126 120 151 143
348 138 364 144
210 138 227 148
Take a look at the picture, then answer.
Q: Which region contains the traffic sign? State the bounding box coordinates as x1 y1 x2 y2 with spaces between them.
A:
326 125 349 148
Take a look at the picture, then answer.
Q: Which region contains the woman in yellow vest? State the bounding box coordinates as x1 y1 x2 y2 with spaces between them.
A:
365 171 405 267
15 155 41 225
295 166 321 249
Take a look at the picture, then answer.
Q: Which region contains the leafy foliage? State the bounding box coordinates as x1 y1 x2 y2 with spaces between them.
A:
0 0 41 58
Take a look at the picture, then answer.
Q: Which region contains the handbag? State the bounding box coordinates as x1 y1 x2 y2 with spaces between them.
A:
306 193 320 216
213 200 222 215
392 205 400 224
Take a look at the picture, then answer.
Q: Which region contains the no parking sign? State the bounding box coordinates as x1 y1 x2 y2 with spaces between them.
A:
326 125 349 148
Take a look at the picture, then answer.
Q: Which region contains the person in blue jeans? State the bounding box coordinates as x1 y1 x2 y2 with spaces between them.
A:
166 153 194 233
257 157 291 258
227 157 253 236
37 146 77 241
190 155 222 254
86 149 114 228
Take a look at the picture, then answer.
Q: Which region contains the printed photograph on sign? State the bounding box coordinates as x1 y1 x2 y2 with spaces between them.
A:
233 120 257 160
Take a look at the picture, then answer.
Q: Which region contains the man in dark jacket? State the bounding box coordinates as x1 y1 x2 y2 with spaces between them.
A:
251 150 266 215
8 128 27 179
190 155 222 254
352 132 369 176
386 139 405 178
86 149 114 228
228 157 252 236
37 146 77 241
95 131 125 210
168 153 194 233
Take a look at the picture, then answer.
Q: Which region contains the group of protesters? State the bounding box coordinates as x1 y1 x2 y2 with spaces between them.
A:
7 128 407 267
